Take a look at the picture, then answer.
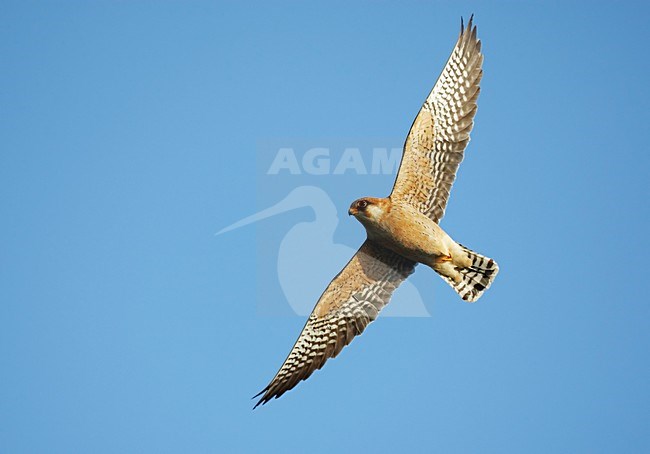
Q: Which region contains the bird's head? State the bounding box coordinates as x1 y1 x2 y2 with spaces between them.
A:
348 197 390 226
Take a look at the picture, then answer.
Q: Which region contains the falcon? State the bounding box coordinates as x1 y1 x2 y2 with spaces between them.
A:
254 16 498 408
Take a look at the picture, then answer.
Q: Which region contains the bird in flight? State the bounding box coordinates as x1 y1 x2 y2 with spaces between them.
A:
254 16 498 408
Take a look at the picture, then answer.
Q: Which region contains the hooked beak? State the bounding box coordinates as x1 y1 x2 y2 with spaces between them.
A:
348 207 357 216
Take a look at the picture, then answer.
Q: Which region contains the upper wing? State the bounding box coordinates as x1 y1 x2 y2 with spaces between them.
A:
390 16 484 223
254 240 416 407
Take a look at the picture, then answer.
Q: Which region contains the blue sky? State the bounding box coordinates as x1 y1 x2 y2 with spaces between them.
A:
1 1 649 452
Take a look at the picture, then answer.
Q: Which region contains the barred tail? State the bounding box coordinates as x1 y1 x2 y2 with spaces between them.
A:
443 245 499 303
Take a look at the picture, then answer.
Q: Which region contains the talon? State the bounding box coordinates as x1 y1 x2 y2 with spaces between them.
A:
435 254 453 263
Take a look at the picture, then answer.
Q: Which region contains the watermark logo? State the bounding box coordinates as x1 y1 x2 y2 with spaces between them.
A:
218 139 430 317
266 147 402 175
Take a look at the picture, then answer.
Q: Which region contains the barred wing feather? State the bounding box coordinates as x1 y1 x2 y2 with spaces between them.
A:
391 17 484 223
254 240 415 407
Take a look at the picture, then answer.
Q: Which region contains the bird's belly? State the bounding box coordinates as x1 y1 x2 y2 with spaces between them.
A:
369 218 449 264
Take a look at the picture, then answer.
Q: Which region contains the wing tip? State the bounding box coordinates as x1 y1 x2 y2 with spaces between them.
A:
459 14 481 55
461 14 477 37
252 386 271 409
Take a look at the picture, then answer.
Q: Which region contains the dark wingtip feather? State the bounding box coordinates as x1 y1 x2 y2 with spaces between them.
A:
252 386 268 399
461 14 477 39
253 395 268 409
252 387 270 409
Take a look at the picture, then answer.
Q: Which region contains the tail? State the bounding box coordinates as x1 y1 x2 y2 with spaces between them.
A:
442 245 499 303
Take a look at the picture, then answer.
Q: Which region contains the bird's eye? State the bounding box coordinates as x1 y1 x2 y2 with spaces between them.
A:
358 200 368 209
